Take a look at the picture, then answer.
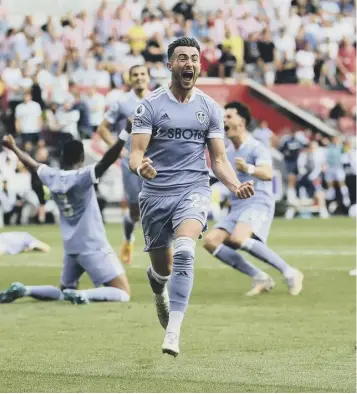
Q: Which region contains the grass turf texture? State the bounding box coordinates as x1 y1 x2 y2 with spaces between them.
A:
0 217 355 393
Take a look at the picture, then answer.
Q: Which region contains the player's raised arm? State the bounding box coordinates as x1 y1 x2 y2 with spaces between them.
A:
2 135 40 172
94 131 128 179
129 102 157 180
97 102 120 147
235 149 273 181
207 104 254 199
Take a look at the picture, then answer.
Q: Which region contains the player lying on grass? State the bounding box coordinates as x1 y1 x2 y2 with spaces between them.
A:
0 232 50 258
0 134 131 305
204 102 303 296
98 65 151 265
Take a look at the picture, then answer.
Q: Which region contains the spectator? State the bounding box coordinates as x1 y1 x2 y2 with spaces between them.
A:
55 97 80 140
200 38 220 77
244 33 260 79
142 32 165 66
336 37 356 90
172 0 194 21
295 42 316 84
85 87 106 135
222 25 244 72
127 20 147 53
15 91 42 145
329 101 347 120
279 128 307 203
218 44 237 79
258 29 277 86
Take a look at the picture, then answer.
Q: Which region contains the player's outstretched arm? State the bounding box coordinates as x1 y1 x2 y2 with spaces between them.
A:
94 133 127 179
207 138 254 199
236 158 273 181
97 118 117 147
2 135 40 172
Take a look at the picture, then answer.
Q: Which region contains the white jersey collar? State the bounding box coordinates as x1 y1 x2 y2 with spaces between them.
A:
164 83 197 104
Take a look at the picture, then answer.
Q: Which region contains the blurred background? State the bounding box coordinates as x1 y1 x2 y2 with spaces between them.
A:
0 0 355 227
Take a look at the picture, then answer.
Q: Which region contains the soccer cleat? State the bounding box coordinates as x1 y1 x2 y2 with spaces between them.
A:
162 332 180 357
154 287 170 329
246 274 275 296
286 270 304 295
63 289 89 305
0 282 26 303
120 240 134 265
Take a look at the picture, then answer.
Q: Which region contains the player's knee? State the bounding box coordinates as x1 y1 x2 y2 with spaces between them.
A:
203 232 221 254
229 235 251 250
173 237 195 268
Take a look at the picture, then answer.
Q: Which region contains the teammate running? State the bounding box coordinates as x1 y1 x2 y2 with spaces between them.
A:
97 65 150 264
204 101 304 296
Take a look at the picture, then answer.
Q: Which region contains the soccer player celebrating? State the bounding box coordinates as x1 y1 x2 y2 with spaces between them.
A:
97 65 150 265
204 102 304 296
129 37 254 357
0 134 130 305
0 232 50 258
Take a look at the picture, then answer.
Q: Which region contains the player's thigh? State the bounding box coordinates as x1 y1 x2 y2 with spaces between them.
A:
173 186 211 240
139 193 175 252
78 250 125 288
60 254 84 290
149 247 173 276
230 205 273 246
203 228 230 253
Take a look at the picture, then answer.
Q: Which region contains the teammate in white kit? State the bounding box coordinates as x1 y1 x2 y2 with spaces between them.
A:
0 134 130 305
0 232 50 258
98 65 150 265
204 102 304 296
129 37 254 356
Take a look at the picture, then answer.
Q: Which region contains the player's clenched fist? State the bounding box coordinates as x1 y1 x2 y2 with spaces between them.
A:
235 181 254 199
235 157 248 173
2 135 16 150
138 157 157 180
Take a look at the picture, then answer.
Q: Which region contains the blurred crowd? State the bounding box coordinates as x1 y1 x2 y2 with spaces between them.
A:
0 0 355 225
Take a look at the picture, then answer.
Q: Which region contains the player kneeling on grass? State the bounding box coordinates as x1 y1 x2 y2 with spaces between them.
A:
204 102 304 296
0 134 130 305
0 232 50 258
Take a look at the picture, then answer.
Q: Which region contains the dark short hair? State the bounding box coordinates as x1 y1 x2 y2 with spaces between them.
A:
167 37 200 60
129 64 149 78
61 140 84 167
224 101 251 127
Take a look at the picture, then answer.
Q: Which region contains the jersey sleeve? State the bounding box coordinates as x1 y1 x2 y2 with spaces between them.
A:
132 100 154 135
207 102 224 139
75 165 99 189
104 101 120 125
37 164 57 186
254 144 272 166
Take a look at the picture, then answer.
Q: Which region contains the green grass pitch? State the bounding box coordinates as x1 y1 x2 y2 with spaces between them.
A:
0 217 355 392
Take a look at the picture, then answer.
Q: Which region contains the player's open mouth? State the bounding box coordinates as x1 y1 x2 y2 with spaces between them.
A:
182 70 194 82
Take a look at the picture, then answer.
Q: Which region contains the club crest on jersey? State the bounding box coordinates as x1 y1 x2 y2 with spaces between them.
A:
135 104 145 117
196 111 206 124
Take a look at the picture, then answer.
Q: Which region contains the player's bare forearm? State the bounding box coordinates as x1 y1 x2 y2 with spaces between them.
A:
252 165 273 181
12 145 40 172
95 138 126 179
129 134 151 174
97 119 116 147
211 158 241 193
208 139 241 193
